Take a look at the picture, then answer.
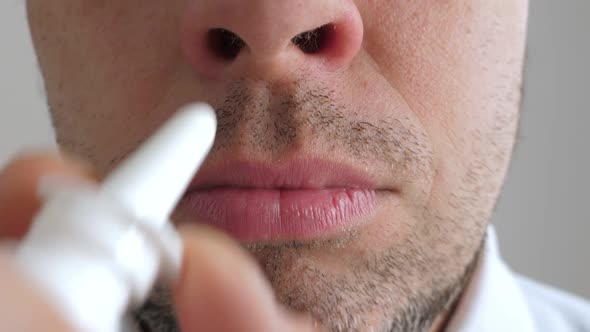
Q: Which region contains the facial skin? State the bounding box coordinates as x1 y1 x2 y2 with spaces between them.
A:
26 1 528 331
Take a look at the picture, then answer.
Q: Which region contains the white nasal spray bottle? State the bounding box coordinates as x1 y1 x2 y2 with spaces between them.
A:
15 104 217 332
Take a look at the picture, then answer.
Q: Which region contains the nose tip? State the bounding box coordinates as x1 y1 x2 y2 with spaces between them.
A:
181 1 363 80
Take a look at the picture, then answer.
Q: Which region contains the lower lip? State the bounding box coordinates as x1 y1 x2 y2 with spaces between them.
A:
179 188 378 241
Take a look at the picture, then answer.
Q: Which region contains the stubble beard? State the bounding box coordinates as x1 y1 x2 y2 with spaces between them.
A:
135 227 485 332
52 80 505 332
132 79 488 330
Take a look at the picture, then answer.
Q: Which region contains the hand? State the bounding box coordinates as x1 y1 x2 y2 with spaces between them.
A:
0 152 319 331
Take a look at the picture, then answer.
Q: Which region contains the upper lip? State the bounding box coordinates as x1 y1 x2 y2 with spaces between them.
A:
187 159 379 192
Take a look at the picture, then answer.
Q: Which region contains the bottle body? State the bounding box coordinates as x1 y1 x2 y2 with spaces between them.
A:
16 185 162 332
11 104 217 332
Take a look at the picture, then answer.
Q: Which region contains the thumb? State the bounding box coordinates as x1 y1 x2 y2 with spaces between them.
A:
172 225 319 332
0 250 74 331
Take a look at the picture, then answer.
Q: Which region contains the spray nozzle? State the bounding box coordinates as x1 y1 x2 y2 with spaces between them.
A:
101 103 217 227
100 103 217 285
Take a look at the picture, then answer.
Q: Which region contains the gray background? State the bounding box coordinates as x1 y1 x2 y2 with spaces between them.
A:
1 1 589 298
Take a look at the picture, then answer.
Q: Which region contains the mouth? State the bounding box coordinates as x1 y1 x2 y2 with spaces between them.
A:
178 159 391 242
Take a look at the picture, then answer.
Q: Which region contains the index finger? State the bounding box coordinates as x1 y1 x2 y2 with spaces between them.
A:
0 152 96 239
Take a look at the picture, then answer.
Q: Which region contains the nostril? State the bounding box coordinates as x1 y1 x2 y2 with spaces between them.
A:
207 28 246 61
291 24 335 54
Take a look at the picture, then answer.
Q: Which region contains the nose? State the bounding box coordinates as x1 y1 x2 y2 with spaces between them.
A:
181 0 363 80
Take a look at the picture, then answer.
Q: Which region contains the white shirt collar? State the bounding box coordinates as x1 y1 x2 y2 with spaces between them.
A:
445 226 537 332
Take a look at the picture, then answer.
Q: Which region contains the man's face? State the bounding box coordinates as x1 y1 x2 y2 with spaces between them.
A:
26 1 528 331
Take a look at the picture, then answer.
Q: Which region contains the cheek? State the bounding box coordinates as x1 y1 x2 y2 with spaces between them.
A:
27 1 189 170
361 1 526 205
31 2 179 104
